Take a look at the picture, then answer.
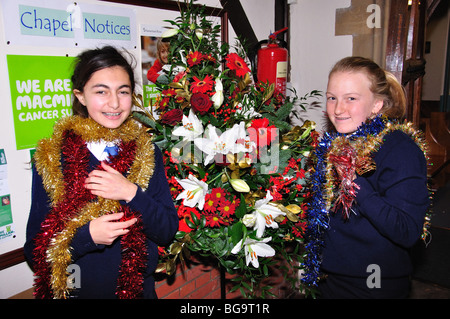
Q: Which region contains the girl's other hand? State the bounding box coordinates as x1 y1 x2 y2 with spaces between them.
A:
89 213 137 245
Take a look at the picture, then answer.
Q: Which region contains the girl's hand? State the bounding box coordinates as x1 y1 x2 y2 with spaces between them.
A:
85 162 138 202
89 213 137 245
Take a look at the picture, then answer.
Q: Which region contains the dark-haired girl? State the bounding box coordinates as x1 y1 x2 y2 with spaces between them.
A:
25 46 178 299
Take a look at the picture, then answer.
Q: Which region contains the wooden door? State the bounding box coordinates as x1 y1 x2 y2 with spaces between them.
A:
385 0 450 183
385 0 428 125
385 0 446 124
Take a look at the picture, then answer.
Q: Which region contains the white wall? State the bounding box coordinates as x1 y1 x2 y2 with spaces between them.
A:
289 0 352 132
0 0 352 298
227 0 353 132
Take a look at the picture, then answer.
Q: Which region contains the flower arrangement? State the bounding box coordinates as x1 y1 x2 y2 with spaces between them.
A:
133 0 320 298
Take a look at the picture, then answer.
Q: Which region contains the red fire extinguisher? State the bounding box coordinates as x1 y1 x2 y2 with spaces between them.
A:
251 27 289 97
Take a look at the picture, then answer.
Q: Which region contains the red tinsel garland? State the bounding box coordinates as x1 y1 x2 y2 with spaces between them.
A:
33 129 147 299
328 143 360 219
116 207 147 299
33 131 92 299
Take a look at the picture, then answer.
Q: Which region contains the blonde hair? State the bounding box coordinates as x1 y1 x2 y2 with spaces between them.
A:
329 56 406 119
156 39 170 64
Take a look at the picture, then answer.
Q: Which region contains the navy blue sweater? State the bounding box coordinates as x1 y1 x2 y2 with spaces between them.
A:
320 130 429 278
24 144 178 299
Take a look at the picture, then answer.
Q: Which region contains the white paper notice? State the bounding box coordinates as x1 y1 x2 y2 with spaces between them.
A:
0 149 15 243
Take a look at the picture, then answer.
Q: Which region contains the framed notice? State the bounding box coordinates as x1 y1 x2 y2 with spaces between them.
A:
1 0 137 48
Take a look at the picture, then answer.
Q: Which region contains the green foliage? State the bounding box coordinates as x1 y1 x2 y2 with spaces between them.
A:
133 0 322 299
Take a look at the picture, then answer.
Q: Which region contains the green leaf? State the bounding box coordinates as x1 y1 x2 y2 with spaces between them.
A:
263 264 269 276
235 194 247 218
184 217 196 229
132 111 156 129
186 163 206 179
190 211 199 225
200 215 206 228
163 19 178 26
229 284 240 293
241 281 252 292
154 138 168 151
275 100 294 120
230 221 243 245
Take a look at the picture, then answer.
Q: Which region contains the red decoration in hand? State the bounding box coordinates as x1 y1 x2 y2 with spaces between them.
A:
328 143 360 219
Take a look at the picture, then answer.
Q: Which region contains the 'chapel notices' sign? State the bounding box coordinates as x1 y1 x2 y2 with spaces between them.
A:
7 55 76 150
1 0 137 48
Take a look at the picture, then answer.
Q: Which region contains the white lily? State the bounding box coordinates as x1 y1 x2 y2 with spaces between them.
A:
175 174 208 210
252 191 286 238
245 107 262 119
231 237 275 268
195 28 203 40
235 96 261 119
235 106 261 120
236 121 256 154
242 213 257 227
229 178 250 193
161 28 179 38
194 124 241 165
172 109 204 141
211 78 224 109
162 51 186 74
162 64 186 75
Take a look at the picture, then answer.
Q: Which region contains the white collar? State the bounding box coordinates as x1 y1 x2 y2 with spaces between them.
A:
86 140 117 161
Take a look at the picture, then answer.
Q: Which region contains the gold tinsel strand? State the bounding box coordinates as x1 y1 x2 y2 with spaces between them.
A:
47 198 121 298
34 116 155 298
324 121 429 217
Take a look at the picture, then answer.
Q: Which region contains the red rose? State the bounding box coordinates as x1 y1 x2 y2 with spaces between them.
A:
161 109 183 125
190 92 212 114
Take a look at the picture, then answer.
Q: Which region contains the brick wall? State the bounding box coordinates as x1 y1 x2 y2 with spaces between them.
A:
155 258 221 299
155 255 302 299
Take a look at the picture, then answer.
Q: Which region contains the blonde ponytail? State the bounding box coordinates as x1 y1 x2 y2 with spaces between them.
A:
329 57 407 120
380 71 406 119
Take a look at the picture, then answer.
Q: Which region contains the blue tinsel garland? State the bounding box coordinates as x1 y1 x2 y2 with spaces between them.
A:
301 116 387 287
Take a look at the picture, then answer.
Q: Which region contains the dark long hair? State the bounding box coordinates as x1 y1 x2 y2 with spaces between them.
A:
71 46 136 117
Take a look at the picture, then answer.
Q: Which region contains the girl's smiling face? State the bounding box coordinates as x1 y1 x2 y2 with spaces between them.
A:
326 71 383 134
159 47 169 64
73 66 132 129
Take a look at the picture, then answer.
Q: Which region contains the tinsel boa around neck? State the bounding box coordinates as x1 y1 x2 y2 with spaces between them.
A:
32 116 155 299
301 115 431 287
33 116 155 204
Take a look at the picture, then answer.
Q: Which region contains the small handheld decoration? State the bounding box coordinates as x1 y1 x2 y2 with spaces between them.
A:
327 140 359 219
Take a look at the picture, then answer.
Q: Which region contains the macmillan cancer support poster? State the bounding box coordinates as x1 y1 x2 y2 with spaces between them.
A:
7 55 76 150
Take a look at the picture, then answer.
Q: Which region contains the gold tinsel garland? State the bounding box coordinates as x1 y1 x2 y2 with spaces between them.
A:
323 120 431 237
33 116 155 298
